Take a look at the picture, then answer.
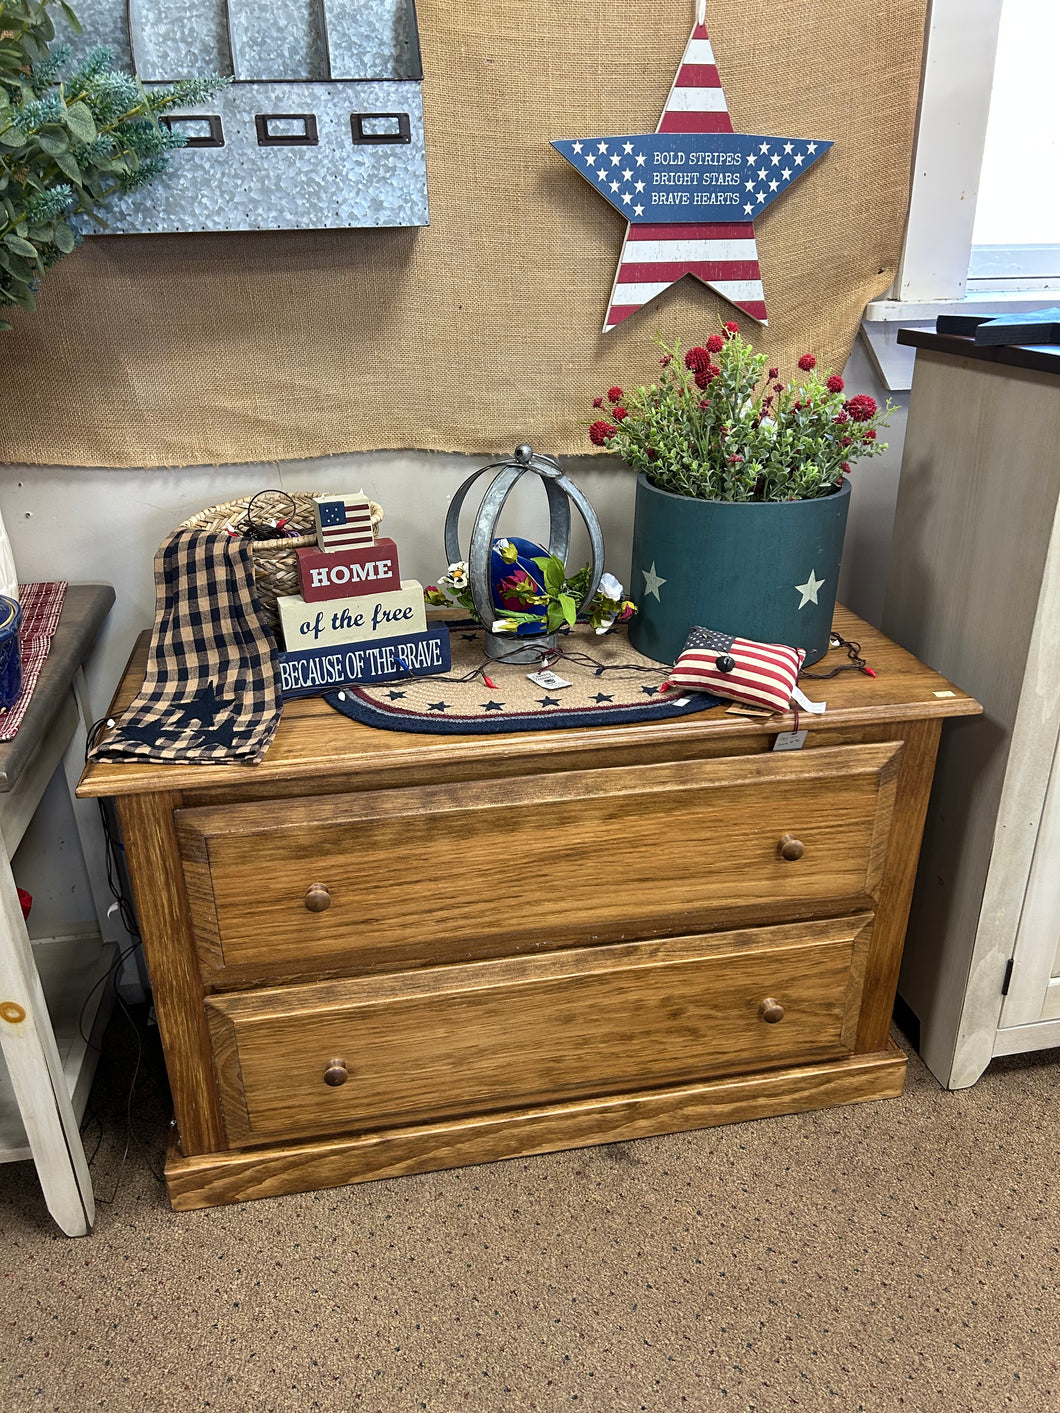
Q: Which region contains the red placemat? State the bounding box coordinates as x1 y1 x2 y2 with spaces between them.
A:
0 582 68 741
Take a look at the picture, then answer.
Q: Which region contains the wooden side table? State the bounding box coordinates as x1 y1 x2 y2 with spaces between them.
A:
0 584 116 1235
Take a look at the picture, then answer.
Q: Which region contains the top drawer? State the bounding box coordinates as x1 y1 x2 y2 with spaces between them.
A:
177 740 901 980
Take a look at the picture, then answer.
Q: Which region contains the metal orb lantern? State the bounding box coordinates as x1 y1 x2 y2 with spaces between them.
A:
444 446 606 662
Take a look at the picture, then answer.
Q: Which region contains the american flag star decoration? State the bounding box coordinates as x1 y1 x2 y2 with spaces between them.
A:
551 5 832 331
315 494 376 553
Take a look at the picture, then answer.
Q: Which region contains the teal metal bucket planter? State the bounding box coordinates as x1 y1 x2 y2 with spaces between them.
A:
628 475 851 666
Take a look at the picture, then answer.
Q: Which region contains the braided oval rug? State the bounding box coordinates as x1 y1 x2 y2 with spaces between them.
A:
323 620 719 734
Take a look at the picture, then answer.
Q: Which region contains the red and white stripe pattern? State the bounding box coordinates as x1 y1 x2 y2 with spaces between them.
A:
315 494 376 553
0 581 68 742
604 22 768 332
668 627 804 713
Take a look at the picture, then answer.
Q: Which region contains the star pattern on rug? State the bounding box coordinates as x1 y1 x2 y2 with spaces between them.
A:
325 623 717 732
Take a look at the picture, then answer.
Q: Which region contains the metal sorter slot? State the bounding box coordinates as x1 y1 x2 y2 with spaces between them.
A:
65 0 428 232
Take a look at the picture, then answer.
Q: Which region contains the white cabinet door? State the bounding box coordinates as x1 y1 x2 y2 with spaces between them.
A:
999 729 1060 1027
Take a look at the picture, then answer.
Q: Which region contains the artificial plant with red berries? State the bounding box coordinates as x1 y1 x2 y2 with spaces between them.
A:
589 324 893 503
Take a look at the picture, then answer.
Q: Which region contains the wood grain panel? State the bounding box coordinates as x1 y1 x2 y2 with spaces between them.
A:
205 915 873 1145
854 718 941 1052
164 1041 907 1210
180 742 900 975
114 793 225 1154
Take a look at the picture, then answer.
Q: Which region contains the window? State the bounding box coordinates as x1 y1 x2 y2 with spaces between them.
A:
863 0 1059 386
968 0 1060 292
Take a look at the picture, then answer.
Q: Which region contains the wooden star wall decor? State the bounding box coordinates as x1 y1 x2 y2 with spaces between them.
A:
552 10 833 331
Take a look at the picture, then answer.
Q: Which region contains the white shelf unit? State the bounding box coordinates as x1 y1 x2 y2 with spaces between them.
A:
0 931 115 1160
0 586 119 1234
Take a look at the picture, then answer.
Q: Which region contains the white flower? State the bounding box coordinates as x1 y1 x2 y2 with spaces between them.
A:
491 618 518 633
594 572 624 633
441 561 469 590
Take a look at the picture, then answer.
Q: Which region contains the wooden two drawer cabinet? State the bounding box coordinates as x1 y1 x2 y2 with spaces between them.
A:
78 609 978 1211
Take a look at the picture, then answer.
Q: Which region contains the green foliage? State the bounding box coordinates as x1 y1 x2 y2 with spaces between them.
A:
589 326 896 503
0 0 229 327
427 553 636 637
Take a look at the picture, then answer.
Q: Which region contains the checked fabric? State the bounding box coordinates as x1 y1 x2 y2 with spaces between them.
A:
91 530 280 765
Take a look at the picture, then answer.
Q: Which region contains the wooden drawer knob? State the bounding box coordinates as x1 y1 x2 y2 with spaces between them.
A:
778 834 805 861
305 882 331 912
323 1058 349 1086
758 998 785 1024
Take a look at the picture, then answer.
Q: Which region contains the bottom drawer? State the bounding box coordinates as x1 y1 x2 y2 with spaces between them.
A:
205 914 874 1146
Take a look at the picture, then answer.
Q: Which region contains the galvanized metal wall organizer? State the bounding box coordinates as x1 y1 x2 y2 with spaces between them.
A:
66 0 429 232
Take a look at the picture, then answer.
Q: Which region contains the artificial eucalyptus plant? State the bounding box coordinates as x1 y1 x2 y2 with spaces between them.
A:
0 0 227 327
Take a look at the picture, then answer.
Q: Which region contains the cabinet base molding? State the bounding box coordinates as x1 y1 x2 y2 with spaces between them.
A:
165 1042 907 1211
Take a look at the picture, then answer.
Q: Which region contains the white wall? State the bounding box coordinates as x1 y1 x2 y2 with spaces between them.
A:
836 336 910 626
0 334 906 935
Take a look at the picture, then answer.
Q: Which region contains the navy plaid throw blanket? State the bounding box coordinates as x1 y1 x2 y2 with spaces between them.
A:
92 529 280 765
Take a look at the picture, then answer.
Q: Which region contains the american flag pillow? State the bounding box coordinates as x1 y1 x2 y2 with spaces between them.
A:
669 627 805 713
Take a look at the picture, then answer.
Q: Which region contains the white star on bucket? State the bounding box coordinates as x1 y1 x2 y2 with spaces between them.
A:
642 562 667 601
795 569 825 609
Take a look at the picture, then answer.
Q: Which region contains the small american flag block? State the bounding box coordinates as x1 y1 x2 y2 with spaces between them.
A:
315 494 376 553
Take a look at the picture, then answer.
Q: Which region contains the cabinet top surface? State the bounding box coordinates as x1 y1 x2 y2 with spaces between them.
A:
898 328 1060 379
77 605 980 798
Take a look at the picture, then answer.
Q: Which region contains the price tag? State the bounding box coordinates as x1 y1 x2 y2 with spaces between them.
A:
526 669 572 689
772 729 808 751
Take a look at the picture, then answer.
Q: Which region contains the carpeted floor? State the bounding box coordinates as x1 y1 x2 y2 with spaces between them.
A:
1 1005 1057 1413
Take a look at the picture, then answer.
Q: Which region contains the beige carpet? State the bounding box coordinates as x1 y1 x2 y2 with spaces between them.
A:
1 1009 1057 1413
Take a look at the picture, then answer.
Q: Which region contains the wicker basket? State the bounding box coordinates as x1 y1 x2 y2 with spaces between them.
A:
178 491 384 630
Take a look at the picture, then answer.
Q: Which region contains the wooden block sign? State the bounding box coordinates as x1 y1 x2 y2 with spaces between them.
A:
314 494 376 553
278 624 452 698
277 581 427 649
297 538 401 601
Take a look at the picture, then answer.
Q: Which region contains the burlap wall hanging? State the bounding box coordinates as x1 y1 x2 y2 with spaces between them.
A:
0 0 928 469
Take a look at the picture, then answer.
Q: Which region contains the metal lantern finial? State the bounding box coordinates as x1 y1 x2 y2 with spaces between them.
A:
444 446 606 661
